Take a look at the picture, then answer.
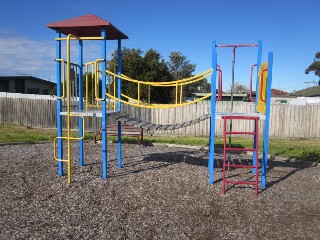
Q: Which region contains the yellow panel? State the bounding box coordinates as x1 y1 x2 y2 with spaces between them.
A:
257 62 268 114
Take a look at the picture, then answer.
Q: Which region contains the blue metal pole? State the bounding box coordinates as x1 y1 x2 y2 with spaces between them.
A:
261 51 273 188
117 38 123 169
252 40 262 174
208 41 217 184
78 40 84 166
56 31 63 176
101 28 108 179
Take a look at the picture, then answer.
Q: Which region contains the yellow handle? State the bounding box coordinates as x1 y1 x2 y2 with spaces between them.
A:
257 62 268 114
53 114 86 185
55 59 65 100
95 59 105 101
53 137 68 162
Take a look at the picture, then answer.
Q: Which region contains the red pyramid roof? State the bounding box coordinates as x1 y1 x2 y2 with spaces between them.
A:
47 14 128 39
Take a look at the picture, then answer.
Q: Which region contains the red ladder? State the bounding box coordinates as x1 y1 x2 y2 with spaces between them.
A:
222 115 259 196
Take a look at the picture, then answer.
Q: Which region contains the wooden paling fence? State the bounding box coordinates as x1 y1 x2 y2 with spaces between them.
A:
0 94 104 133
1 93 320 138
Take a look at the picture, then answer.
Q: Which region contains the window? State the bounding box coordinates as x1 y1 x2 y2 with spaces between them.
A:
15 79 25 93
0 80 9 92
27 88 39 94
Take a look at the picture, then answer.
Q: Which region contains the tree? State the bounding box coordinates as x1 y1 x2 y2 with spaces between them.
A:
140 49 173 103
49 85 56 96
113 48 144 100
197 79 211 93
305 52 320 82
167 51 195 80
111 48 173 103
167 51 203 99
227 82 249 94
82 72 99 104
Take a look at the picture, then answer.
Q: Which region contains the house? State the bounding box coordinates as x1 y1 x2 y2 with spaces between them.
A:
270 88 294 104
191 88 293 103
189 92 247 102
0 76 55 95
245 89 293 104
288 86 320 105
290 97 320 105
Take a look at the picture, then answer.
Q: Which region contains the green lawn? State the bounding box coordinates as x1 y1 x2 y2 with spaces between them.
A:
0 125 319 163
0 125 57 143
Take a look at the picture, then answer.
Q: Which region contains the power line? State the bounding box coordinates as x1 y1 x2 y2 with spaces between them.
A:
304 80 317 88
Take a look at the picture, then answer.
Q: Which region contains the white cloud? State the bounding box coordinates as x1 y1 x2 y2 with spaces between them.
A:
0 34 55 80
0 31 119 82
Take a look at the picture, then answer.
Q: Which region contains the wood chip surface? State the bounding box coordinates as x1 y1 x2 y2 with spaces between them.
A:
0 142 319 239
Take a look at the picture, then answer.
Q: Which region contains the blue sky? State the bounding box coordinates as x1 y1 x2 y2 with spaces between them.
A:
0 0 319 92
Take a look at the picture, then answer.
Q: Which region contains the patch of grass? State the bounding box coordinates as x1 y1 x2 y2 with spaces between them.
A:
0 125 94 143
0 125 319 163
0 125 56 143
268 138 320 162
144 136 320 162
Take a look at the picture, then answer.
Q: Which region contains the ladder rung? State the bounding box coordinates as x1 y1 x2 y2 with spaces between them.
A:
222 116 260 120
225 147 257 151
225 180 258 186
55 158 68 162
225 131 256 135
224 164 258 169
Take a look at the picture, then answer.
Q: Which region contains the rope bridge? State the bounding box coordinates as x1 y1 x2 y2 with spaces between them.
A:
111 112 211 131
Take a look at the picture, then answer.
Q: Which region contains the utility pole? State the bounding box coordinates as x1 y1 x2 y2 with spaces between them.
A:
304 80 317 88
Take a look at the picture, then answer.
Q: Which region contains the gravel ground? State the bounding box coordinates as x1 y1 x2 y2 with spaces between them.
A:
0 142 319 240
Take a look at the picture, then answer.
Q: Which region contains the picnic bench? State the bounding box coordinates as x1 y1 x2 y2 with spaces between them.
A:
94 124 143 144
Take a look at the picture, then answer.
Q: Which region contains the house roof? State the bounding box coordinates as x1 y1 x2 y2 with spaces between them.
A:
271 88 288 95
0 76 56 86
47 14 128 39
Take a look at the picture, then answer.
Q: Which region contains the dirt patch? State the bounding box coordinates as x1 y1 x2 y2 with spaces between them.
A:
0 142 319 239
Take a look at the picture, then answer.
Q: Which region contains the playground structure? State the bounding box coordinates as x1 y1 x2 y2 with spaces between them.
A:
210 43 273 195
48 15 273 194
